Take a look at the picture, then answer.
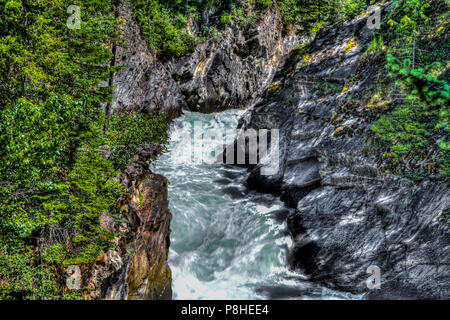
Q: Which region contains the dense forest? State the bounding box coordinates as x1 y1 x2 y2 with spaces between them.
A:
0 0 448 299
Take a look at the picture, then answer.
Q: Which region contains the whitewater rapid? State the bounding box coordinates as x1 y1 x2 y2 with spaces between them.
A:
151 110 355 300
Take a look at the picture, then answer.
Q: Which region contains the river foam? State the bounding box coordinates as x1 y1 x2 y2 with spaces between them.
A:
151 110 355 300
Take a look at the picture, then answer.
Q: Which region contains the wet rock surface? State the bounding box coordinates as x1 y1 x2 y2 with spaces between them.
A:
230 6 450 299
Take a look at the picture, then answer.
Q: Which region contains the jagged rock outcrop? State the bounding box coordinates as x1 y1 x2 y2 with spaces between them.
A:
230 5 450 299
111 1 185 119
111 1 292 116
172 5 285 112
104 143 172 300
67 143 172 300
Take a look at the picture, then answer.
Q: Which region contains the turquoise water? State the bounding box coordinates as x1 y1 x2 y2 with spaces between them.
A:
151 110 353 300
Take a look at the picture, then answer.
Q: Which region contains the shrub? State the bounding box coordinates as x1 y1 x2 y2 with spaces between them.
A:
107 112 169 170
131 0 201 56
368 0 449 180
251 0 273 9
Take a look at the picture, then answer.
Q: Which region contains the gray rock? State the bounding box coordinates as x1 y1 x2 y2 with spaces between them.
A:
231 4 450 299
112 2 291 116
111 1 185 119
172 5 286 113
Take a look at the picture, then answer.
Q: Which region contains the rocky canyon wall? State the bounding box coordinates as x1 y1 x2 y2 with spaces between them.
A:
66 143 172 300
111 1 290 115
229 4 449 299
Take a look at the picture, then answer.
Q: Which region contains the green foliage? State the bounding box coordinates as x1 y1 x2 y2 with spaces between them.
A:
130 0 374 51
220 11 235 25
0 247 59 300
129 0 272 54
341 0 368 18
107 112 169 170
251 0 272 9
130 0 204 56
220 2 261 28
0 0 121 108
371 54 449 179
0 0 170 299
284 95 294 105
440 137 450 178
312 81 344 97
365 36 385 54
386 55 449 117
369 0 449 180
278 0 373 33
0 96 82 185
371 104 429 159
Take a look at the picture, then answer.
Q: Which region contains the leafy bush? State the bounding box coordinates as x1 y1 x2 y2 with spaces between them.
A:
131 0 203 56
131 0 275 54
341 0 368 18
312 81 344 97
251 0 273 9
107 112 169 170
369 0 449 180
278 0 372 33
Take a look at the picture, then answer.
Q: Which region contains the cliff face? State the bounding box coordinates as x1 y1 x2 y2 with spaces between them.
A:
69 143 172 300
230 6 450 299
104 143 172 300
93 1 289 299
111 1 291 115
111 1 185 120
171 5 286 113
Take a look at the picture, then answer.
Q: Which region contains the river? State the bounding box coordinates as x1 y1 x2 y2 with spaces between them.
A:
151 109 354 300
